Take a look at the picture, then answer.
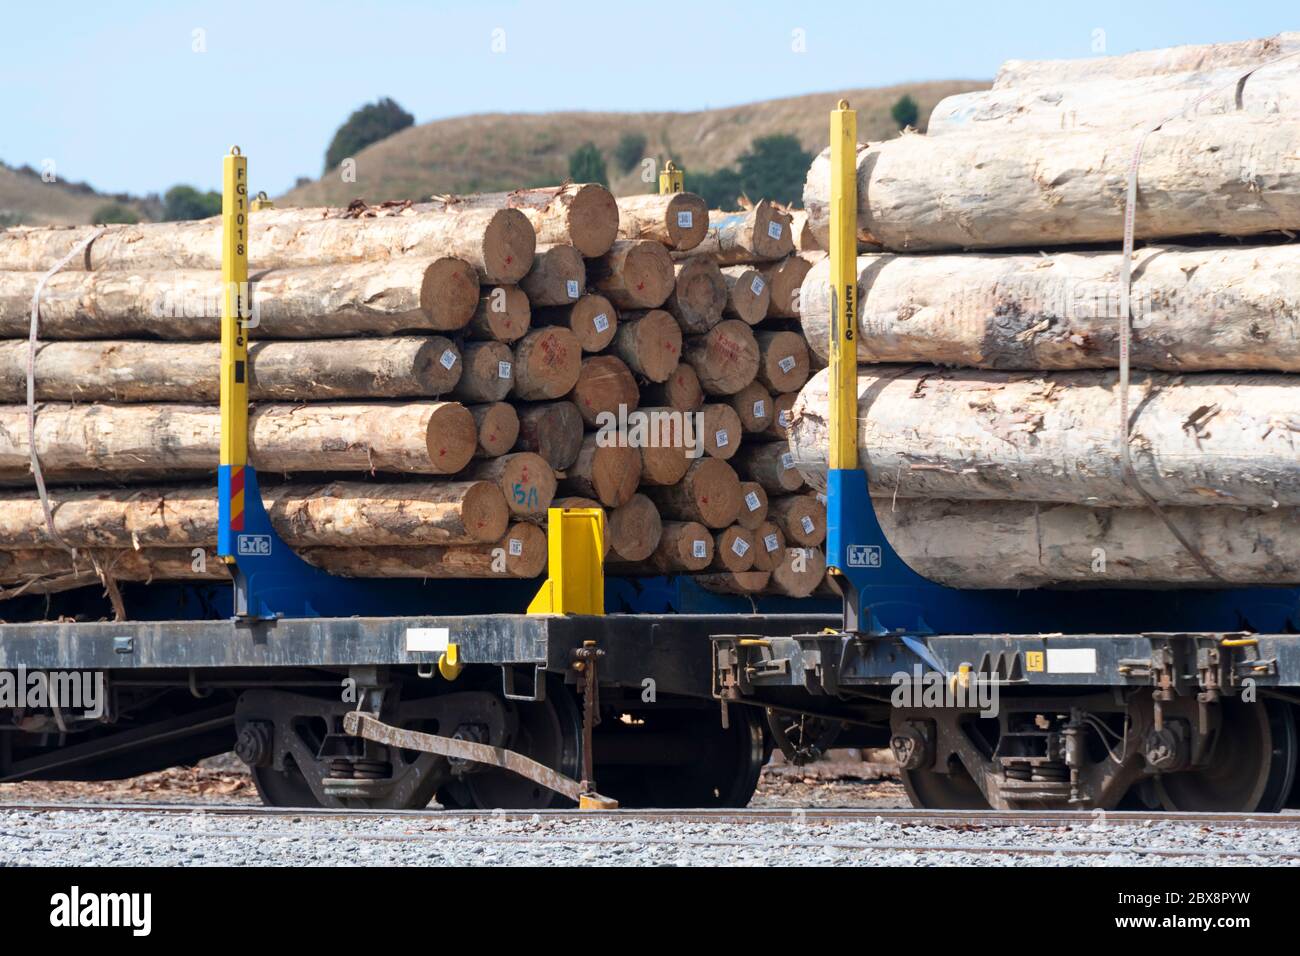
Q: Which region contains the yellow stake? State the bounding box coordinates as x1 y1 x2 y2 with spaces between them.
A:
659 160 684 195
828 101 858 472
220 147 250 469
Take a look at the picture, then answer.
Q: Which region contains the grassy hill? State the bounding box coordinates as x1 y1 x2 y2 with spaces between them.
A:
0 163 156 227
282 80 985 206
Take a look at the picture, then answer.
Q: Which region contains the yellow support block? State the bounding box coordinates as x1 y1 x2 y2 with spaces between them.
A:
827 100 858 472
220 147 251 470
659 160 684 195
527 508 606 616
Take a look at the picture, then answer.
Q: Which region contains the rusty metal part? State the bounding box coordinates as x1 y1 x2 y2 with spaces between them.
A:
571 640 605 798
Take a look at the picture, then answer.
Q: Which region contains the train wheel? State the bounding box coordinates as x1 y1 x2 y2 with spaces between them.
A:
1154 698 1297 812
250 757 323 808
901 758 990 810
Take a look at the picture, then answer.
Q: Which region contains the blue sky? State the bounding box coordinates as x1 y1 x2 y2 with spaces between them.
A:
0 1 1293 197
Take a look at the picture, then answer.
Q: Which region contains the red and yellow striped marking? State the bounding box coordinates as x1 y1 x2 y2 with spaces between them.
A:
229 466 245 531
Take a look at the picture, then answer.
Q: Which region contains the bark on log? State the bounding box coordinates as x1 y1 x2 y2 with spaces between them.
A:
611 309 681 383
719 265 770 325
700 404 741 461
802 117 1300 252
510 327 583 400
0 401 477 480
429 184 619 258
559 434 641 507
755 330 810 393
695 570 770 595
533 294 617 353
737 482 769 531
769 494 826 547
607 493 662 562
665 257 726 333
469 402 520 458
468 285 531 343
733 442 803 494
0 548 228 591
0 337 464 403
640 363 703 411
615 193 709 250
676 201 794 265
514 401 585 470
0 257 480 340
519 244 586 307
0 206 535 283
452 341 514 403
682 320 760 396
464 452 556 521
711 525 756 573
750 521 785 572
798 246 1300 371
298 522 548 579
643 457 741 528
568 355 640 427
729 382 774 433
589 240 675 309
770 546 826 597
760 255 813 319
791 366 1300 508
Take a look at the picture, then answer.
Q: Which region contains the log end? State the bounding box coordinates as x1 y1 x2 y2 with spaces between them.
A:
483 208 537 284
567 183 621 258
421 257 481 331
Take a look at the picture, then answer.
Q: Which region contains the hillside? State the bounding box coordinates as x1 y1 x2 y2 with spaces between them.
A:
0 163 155 227
281 80 985 206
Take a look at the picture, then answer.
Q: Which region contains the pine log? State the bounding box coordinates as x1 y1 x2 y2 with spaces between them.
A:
615 193 709 250
802 116 1300 252
769 494 826 547
0 257 480 340
569 355 640 427
798 246 1300 371
298 522 548 579
533 294 617 353
770 546 826 597
767 393 796 441
0 206 535 282
666 257 726 333
643 457 740 528
790 211 821 253
682 320 759 396
676 201 794 265
695 570 770 595
464 452 556 521
520 244 586 307
700 404 741 461
760 255 813 319
611 309 681 382
632 520 714 573
607 493 663 562
589 240 675 309
755 330 811 393
469 402 520 458
468 285 531 343
0 548 228 591
452 341 515 402
750 521 785 572
640 363 703 411
729 382 774 433
633 407 693 487
733 442 803 494
711 525 756 573
791 366 1300 508
0 401 476 480
737 482 769 531
514 401 585 470
0 337 463 404
719 265 770 325
559 434 641 507
429 184 619 258
511 327 583 400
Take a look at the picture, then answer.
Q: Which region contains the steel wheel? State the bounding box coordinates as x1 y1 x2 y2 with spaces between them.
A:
901 759 990 810
251 757 323 808
1155 698 1297 812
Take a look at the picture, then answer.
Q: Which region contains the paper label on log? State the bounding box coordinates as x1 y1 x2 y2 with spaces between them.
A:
800 515 815 534
593 312 610 333
566 280 580 299
1046 648 1097 675
816 493 827 504
766 222 783 240
677 211 694 228
763 533 779 552
778 355 796 373
780 452 794 470
751 276 766 295
731 536 750 557
498 361 513 379
714 429 730 448
752 400 766 418
406 627 451 653
745 491 762 512
508 537 523 556
692 540 708 559
440 350 458 370
778 410 791 427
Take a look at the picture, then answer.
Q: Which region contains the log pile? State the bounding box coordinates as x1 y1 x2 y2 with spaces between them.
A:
793 34 1300 589
0 185 828 607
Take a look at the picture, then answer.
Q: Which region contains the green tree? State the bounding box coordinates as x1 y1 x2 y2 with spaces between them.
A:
162 185 221 221
91 202 139 224
568 142 608 186
686 167 744 210
324 97 414 172
735 134 813 207
614 132 647 174
891 94 919 130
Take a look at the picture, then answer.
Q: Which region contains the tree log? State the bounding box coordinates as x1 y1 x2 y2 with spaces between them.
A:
519 244 586 307
468 285 531 342
464 452 556 521
770 546 826 597
616 193 709 250
640 363 703 411
729 382 774 433
802 116 1300 252
695 570 770 595
767 393 796 442
733 442 802 494
429 184 618 258
682 320 759 396
611 309 681 383
452 341 514 403
769 494 826 547
569 356 640 428
711 525 756 573
700 404 741 461
469 402 520 458
750 521 785 572
588 240 675 309
511 327 583 400
643 457 740 528
616 520 713 573
760 255 813 318
676 201 794 264
719 265 770 325
798 246 1300 371
633 407 692 487
0 257 480 339
755 330 811 393
665 256 726 333
607 493 662 562
791 366 1300 508
533 294 617 353
514 401 585 470
298 522 547 579
737 481 769 531
559 434 641 507
0 401 476 480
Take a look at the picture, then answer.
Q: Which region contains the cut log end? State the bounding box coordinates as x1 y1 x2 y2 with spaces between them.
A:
482 208 537 284
420 257 481 330
469 402 520 458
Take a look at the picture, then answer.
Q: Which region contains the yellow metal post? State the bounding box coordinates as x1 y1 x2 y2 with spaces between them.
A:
219 148 251 554
528 508 606 615
828 101 858 473
658 160 684 195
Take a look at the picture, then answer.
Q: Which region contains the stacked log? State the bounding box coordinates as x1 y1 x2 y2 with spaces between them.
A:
792 34 1300 590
